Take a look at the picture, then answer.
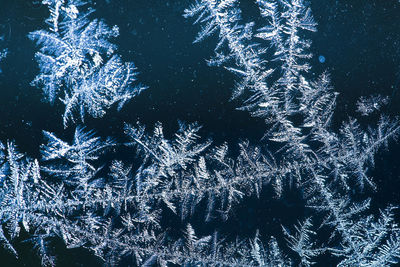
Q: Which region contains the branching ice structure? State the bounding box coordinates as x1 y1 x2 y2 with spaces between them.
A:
0 0 399 266
29 0 146 127
185 0 400 265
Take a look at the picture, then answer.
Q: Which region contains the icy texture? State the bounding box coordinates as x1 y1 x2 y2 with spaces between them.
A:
124 122 281 221
29 0 146 127
0 142 57 266
356 94 389 116
185 0 400 266
0 126 287 266
282 218 324 266
0 0 399 266
41 126 115 189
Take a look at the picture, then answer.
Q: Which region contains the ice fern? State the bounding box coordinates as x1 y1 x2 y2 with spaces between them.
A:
124 122 283 221
185 0 400 192
306 176 400 266
249 0 316 116
184 0 272 101
186 0 400 266
0 125 293 266
282 218 324 267
41 126 115 189
185 0 319 164
0 142 57 266
0 0 399 266
29 0 146 127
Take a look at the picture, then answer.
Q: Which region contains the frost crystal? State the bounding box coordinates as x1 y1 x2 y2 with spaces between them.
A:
356 95 389 116
185 1 400 266
29 0 146 127
0 0 399 266
41 126 115 189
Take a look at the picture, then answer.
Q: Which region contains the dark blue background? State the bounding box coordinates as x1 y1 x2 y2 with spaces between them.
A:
0 0 400 266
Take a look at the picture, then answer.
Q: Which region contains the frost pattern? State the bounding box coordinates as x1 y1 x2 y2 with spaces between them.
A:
0 142 57 266
356 94 389 116
41 126 115 189
29 0 146 127
0 0 399 266
307 177 400 266
0 126 285 266
183 0 271 100
123 122 281 221
282 218 324 266
186 0 400 266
